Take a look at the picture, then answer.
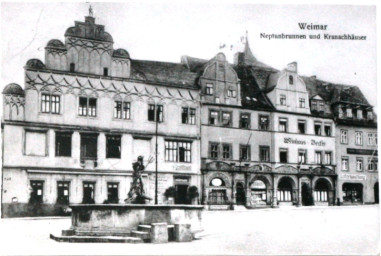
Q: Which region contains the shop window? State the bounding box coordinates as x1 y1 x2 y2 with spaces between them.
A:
57 181 70 205
355 131 363 145
277 178 293 202
240 145 250 161
279 149 288 163
240 113 250 129
315 151 322 164
209 110 219 125
340 130 348 144
107 183 119 203
210 143 219 159
182 107 196 125
259 115 269 131
106 135 121 159
82 182 95 204
251 180 267 202
55 131 72 157
342 157 349 171
41 93 61 114
114 101 130 119
298 120 306 134
209 189 227 205
222 144 232 160
165 140 191 163
298 149 306 164
299 98 305 108
29 180 44 204
324 124 332 136
78 97 97 117
206 84 214 95
356 158 363 172
222 112 232 127
260 146 270 162
314 122 322 135
325 152 332 165
25 130 47 156
280 95 286 106
342 183 363 203
314 179 329 202
279 118 287 132
148 104 163 122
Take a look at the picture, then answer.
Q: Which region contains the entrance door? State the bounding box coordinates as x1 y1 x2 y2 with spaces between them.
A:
236 183 246 205
375 183 379 204
301 183 313 206
175 184 188 204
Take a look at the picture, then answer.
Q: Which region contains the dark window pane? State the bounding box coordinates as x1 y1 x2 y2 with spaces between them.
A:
106 135 121 158
55 132 72 157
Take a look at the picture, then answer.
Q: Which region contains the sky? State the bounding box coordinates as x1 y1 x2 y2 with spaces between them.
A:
0 2 377 107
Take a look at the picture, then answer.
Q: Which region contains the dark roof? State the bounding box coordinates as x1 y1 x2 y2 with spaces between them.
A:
130 59 199 89
113 48 130 59
2 83 24 96
46 39 65 48
25 59 45 69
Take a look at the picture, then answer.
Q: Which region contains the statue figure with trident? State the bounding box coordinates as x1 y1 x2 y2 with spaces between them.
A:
125 156 153 204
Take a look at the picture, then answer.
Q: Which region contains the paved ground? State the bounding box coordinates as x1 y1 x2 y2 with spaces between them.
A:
0 205 380 255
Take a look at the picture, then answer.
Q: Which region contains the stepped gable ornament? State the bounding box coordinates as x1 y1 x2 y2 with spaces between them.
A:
125 156 152 204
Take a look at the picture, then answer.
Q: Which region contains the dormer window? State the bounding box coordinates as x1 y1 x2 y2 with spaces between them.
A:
367 111 373 120
289 75 293 85
346 108 352 118
280 95 286 106
227 89 236 98
318 102 325 112
356 109 363 119
70 63 75 72
311 101 317 111
206 84 214 95
103 68 108 76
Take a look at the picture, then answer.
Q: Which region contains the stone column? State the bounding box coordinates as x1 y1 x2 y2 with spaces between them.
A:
231 172 236 205
297 176 302 207
245 173 251 207
97 133 106 168
202 171 208 205
72 131 81 167
271 174 278 207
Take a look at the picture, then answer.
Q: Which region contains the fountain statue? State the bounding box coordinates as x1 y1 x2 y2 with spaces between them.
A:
125 156 152 204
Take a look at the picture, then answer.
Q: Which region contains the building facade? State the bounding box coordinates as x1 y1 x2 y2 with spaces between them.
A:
1 12 378 217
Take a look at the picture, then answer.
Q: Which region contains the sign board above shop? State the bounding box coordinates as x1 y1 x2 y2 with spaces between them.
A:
340 173 367 181
283 138 326 146
347 148 377 156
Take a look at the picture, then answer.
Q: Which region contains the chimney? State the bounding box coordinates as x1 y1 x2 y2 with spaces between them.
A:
286 62 298 73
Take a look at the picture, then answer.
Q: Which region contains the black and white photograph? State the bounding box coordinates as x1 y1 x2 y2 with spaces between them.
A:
0 1 379 255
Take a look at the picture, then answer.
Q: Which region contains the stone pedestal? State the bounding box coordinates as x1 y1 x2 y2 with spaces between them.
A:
150 223 168 243
174 224 192 242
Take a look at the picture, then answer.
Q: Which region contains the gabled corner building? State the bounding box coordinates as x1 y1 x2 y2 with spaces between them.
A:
1 13 378 217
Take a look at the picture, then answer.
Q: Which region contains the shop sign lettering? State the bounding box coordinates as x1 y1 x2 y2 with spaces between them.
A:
173 165 192 171
340 173 366 181
284 137 326 146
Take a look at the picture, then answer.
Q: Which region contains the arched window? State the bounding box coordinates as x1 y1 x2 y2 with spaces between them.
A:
210 178 225 187
277 177 293 202
251 180 267 202
314 179 330 202
289 75 294 85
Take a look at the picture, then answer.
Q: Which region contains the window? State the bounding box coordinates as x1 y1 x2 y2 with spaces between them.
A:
215 97 220 104
298 120 306 134
103 67 108 76
289 75 293 85
206 84 214 95
356 158 364 172
240 145 250 161
70 63 75 72
222 112 232 127
279 149 288 163
79 97 97 117
227 89 237 98
240 113 250 129
299 98 305 108
210 143 219 159
368 158 378 171
311 101 317 111
315 151 322 164
298 149 306 164
259 115 269 131
356 109 363 119
279 118 287 132
324 124 332 136
355 132 363 145
260 146 270 162
340 130 348 144
182 107 196 125
222 144 232 160
114 101 130 119
57 181 70 204
280 95 286 106
325 152 332 165
55 132 72 157
165 141 191 163
25 130 47 156
29 180 44 204
367 111 373 120
319 102 325 111
368 133 377 145
80 133 98 166
148 104 163 122
106 135 121 159
346 108 352 118
41 93 61 114
107 183 119 203
314 122 322 135
82 182 95 204
342 157 349 171
209 110 219 125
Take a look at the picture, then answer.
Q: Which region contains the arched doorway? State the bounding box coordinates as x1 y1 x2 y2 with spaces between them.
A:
277 177 294 203
301 183 313 206
314 179 331 204
374 182 379 204
235 182 246 205
342 183 363 204
208 177 227 205
250 180 267 206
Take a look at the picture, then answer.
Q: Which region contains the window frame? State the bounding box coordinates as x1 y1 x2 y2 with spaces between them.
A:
298 120 306 134
314 121 322 136
221 111 232 127
356 157 364 172
181 107 196 125
147 104 164 123
209 142 220 159
55 131 72 157
240 144 251 161
355 131 363 146
280 94 287 106
106 135 122 159
298 149 307 164
315 151 322 164
298 98 305 108
206 83 214 95
240 112 251 129
340 130 348 144
279 148 288 163
324 123 332 136
78 96 97 117
279 118 288 132
342 157 349 171
165 140 192 163
41 93 61 114
259 146 270 162
221 143 232 160
113 101 131 120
